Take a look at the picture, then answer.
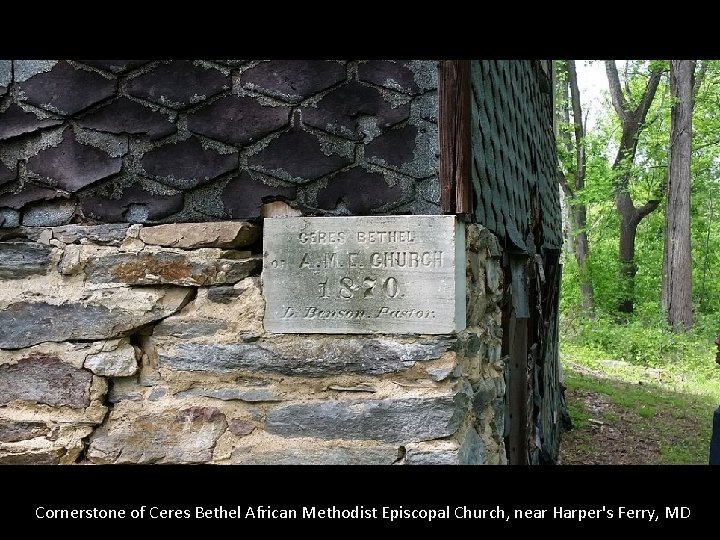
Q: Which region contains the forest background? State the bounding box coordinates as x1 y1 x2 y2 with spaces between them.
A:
555 60 720 464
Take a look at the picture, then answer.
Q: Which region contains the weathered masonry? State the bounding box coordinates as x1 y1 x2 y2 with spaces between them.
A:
0 60 563 464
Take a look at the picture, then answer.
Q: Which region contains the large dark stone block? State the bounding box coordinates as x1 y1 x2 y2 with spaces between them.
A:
0 355 92 408
0 104 63 140
0 184 63 210
126 61 229 109
27 131 122 192
239 60 346 103
316 167 403 213
222 171 296 219
365 124 418 167
158 336 454 376
141 137 237 190
78 60 150 73
302 81 410 139
81 183 184 222
0 288 192 349
358 60 420 94
19 61 116 116
188 95 290 146
0 242 51 279
77 97 176 140
265 395 465 443
248 127 351 183
0 162 16 187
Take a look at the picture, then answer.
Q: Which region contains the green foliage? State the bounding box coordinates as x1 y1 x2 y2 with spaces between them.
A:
562 369 715 464
557 60 720 319
565 398 589 430
561 309 720 401
557 61 720 463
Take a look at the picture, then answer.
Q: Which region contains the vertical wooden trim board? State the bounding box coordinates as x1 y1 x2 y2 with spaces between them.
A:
438 60 472 217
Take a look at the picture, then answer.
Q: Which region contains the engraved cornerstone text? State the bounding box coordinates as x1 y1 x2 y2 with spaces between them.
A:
263 216 465 334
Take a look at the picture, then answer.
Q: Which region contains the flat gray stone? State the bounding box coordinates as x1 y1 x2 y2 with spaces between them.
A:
0 421 50 442
107 377 143 403
21 201 77 226
206 286 243 304
0 287 192 349
262 215 466 334
151 317 228 339
458 427 487 464
426 365 454 382
0 242 51 279
0 60 11 90
472 378 498 413
227 418 254 436
138 221 259 249
231 445 399 465
265 394 467 443
493 397 507 439
405 446 460 465
87 406 227 464
175 386 282 402
157 336 453 376
84 339 139 377
0 448 63 464
0 356 92 408
148 388 167 401
51 224 129 245
13 60 57 83
405 427 486 465
82 248 260 287
0 209 20 228
485 258 501 292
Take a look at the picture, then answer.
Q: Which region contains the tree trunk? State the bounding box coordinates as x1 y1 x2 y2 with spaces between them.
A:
567 61 594 314
555 61 575 255
605 61 663 314
617 190 640 313
574 204 594 313
662 60 695 330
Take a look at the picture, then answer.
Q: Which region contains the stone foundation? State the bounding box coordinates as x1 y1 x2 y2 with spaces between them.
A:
0 221 505 464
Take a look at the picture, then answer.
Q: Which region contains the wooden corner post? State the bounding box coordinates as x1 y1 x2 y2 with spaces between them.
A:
439 60 472 217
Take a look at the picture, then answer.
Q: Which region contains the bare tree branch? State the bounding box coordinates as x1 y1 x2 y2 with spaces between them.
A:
623 61 631 97
605 60 629 122
568 60 586 194
636 198 661 222
645 78 670 128
558 172 575 198
635 68 663 122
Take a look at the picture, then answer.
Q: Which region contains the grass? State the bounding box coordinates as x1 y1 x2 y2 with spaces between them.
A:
559 309 720 464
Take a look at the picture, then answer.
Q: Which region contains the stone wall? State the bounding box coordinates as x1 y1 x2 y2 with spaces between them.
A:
0 59 568 465
0 60 439 228
0 221 505 464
